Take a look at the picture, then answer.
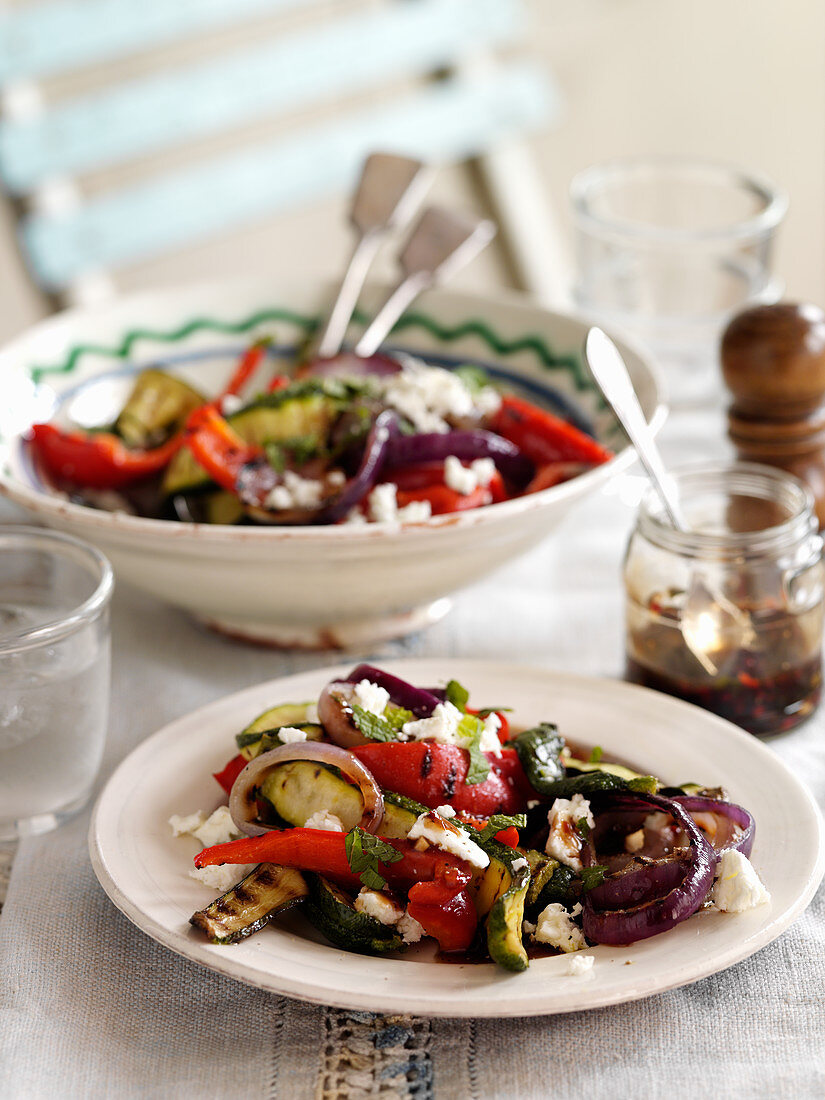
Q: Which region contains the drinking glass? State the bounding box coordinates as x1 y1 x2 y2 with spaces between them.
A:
570 158 787 404
0 526 113 840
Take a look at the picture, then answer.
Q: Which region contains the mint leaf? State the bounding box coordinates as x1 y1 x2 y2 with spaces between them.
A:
454 364 493 393
384 704 413 731
475 813 527 843
264 442 286 473
580 865 607 892
350 704 399 743
576 817 591 840
344 827 403 890
474 706 512 718
588 745 603 764
458 714 491 785
627 775 659 794
445 679 469 711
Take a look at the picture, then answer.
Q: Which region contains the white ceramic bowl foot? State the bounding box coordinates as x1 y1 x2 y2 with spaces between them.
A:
197 597 454 650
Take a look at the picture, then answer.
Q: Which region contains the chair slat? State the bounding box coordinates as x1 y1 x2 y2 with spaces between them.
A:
0 0 521 193
0 0 315 84
22 64 557 289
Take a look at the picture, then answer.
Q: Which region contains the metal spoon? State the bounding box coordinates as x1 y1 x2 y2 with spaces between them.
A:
584 326 755 676
314 153 433 360
354 206 496 358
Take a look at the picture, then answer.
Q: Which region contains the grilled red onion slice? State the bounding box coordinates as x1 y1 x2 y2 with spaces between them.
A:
345 663 441 718
317 410 398 524
587 854 693 911
385 429 533 488
228 743 384 836
671 795 755 858
298 351 402 379
582 792 716 945
317 682 369 748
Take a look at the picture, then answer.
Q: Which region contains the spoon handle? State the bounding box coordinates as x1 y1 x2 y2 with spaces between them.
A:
315 154 432 359
355 207 495 358
584 327 686 529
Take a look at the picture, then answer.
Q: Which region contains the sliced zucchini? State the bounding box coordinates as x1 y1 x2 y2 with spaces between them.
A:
564 755 647 782
202 491 245 525
477 840 531 972
257 759 422 839
529 864 580 917
236 702 323 760
189 862 308 944
162 392 338 496
304 875 403 954
524 850 560 910
513 723 566 795
116 369 205 449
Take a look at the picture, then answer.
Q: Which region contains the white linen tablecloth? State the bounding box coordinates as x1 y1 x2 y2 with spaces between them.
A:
1 405 824 1099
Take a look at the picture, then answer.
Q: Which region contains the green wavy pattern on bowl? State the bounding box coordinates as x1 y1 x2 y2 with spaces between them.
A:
28 306 591 390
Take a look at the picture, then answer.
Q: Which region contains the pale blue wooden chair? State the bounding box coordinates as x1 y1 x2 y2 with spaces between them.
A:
0 0 564 305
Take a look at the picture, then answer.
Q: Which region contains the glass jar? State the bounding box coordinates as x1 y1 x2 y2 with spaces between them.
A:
624 463 824 735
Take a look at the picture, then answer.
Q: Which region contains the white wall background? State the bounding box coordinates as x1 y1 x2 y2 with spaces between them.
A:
0 0 822 343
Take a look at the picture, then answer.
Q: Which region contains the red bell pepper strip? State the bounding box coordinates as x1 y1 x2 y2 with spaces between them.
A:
406 862 477 952
390 463 507 514
351 743 534 816
524 462 590 495
491 395 613 467
265 374 291 393
29 423 184 490
194 828 472 891
182 405 262 492
467 708 510 745
213 754 247 795
219 339 271 400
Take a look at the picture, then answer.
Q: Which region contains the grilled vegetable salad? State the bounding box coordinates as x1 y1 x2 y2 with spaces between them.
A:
29 342 612 525
172 666 769 970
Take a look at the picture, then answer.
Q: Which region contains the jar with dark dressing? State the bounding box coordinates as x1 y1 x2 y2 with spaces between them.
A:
624 463 824 735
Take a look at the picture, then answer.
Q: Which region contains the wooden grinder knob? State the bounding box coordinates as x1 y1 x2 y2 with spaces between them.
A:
721 302 825 527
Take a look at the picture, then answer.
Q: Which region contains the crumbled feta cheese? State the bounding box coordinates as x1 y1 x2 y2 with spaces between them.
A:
171 805 241 848
304 810 345 832
169 811 207 837
277 726 307 744
436 804 457 818
522 919 537 935
327 469 346 487
511 857 529 872
408 811 490 869
343 508 368 525
711 850 771 912
564 954 595 976
380 361 477 433
191 805 242 849
396 499 432 524
534 903 588 952
397 911 425 945
545 795 594 872
189 862 256 893
368 482 399 525
352 678 391 717
402 701 464 744
527 799 541 810
220 393 244 416
478 711 503 757
264 470 325 512
443 455 496 495
625 827 645 853
354 888 404 925
304 703 319 724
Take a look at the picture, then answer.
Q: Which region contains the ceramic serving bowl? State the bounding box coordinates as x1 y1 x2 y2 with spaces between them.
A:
0 278 664 648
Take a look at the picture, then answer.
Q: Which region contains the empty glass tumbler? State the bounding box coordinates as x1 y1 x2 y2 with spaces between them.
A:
571 158 787 402
0 526 113 840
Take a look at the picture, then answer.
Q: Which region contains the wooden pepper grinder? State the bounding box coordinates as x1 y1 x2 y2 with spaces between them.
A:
721 302 825 528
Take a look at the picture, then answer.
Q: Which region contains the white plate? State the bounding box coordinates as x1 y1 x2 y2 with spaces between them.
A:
89 660 825 1017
